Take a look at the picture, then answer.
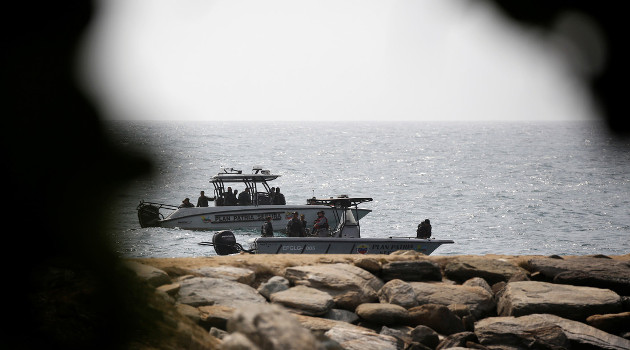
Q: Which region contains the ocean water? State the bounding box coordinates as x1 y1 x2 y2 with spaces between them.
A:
105 120 630 258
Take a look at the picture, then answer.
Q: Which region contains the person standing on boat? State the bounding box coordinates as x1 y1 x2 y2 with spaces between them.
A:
179 198 194 208
269 187 275 205
224 187 237 206
300 214 309 235
196 191 212 207
286 212 306 237
261 216 274 237
417 219 432 238
238 188 252 206
272 187 286 205
313 211 329 236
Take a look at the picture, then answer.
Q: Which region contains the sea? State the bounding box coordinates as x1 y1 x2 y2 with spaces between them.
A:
104 120 630 258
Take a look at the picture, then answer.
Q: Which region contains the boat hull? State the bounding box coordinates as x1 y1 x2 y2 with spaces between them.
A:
249 237 454 255
157 205 371 231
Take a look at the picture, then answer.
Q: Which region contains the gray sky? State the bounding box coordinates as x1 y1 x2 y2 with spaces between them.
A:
79 0 601 122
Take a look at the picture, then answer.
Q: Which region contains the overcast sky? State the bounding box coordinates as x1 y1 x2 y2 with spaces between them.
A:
79 0 601 123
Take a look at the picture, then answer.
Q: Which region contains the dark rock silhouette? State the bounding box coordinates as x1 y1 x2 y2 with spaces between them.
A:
490 2 628 136
3 2 153 348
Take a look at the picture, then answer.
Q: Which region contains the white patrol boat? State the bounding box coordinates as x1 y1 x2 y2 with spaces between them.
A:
137 166 371 232
201 197 454 256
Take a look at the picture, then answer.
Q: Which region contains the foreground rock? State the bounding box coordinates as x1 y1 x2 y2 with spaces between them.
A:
195 266 256 285
355 303 409 325
408 304 466 335
381 260 442 282
125 260 172 287
410 282 496 319
285 263 384 310
378 279 418 308
225 303 326 350
270 285 334 316
126 253 630 349
178 276 266 307
325 325 398 350
476 314 630 350
497 281 622 321
444 256 529 284
587 311 630 335
525 256 630 295
257 275 290 299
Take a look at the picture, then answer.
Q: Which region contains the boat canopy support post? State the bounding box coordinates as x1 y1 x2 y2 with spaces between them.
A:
212 179 225 202
210 166 280 207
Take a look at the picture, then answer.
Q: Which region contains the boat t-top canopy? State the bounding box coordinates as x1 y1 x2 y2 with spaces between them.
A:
211 166 281 205
308 196 373 209
211 166 281 183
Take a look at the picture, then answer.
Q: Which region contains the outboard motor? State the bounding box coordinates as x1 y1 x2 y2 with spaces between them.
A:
137 202 161 228
212 230 240 255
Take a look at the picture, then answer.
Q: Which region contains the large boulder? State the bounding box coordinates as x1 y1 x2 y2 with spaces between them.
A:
407 304 465 335
295 314 368 333
355 303 410 326
586 311 630 336
476 314 630 350
124 261 172 288
178 277 266 307
378 279 418 308
525 256 630 295
497 281 622 321
257 276 290 300
198 304 236 330
410 282 496 319
381 260 442 282
176 303 200 324
325 324 399 350
195 266 256 286
226 303 324 350
409 325 440 349
462 277 492 295
285 263 383 310
444 257 528 285
378 326 410 349
270 285 334 316
475 315 569 349
353 257 382 274
448 304 476 331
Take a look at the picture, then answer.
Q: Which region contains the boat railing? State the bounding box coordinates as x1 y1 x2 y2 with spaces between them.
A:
308 197 373 208
137 200 179 211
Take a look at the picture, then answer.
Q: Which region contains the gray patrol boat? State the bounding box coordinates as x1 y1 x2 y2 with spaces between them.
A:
206 197 454 256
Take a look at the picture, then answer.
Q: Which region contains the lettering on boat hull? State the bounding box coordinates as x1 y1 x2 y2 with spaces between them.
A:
212 212 284 223
281 245 317 252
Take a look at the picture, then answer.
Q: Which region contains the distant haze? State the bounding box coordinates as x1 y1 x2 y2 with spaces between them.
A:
80 0 601 122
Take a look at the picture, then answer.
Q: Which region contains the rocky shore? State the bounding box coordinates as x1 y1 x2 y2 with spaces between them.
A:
124 253 630 349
